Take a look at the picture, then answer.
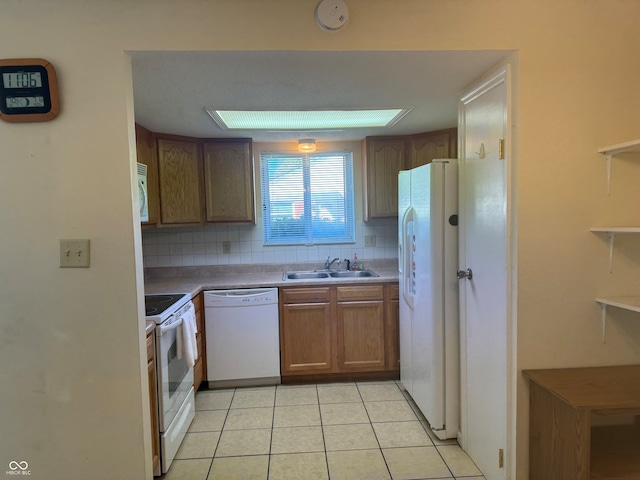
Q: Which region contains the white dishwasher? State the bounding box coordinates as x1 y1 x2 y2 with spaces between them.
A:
204 288 281 388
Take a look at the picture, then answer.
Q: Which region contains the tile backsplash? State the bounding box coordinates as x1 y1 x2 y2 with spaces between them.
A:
142 218 398 268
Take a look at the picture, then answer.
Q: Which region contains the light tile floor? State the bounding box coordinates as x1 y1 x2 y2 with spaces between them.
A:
159 381 486 480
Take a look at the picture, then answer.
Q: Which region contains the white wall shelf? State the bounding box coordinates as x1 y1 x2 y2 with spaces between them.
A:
593 140 640 342
596 296 640 342
596 295 640 313
598 139 640 194
590 227 640 272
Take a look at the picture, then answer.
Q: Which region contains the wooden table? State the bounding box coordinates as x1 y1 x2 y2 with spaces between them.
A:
523 365 640 480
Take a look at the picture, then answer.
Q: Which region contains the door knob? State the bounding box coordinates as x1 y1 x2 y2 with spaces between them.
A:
457 268 473 280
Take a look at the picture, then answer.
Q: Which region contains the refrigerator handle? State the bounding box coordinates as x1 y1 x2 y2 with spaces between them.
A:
401 206 415 309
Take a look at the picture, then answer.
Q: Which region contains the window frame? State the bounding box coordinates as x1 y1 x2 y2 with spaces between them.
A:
260 151 355 246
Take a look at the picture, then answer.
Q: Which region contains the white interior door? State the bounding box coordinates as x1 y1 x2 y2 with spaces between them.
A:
458 67 512 479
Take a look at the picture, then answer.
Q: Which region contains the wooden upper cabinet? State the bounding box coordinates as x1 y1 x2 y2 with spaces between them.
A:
156 137 204 225
362 136 407 220
203 140 255 224
409 128 457 169
135 124 159 225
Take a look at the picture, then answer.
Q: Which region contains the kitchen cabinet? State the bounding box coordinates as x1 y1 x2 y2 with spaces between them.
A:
280 287 333 375
408 128 457 169
156 136 204 226
385 284 400 370
592 139 640 334
203 139 255 224
362 136 406 220
280 283 399 381
524 365 640 480
137 126 256 227
146 328 160 475
362 129 457 220
336 285 385 371
192 292 206 391
135 124 160 226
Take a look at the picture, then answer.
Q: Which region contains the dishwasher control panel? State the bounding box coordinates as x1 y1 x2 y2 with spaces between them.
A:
204 288 278 307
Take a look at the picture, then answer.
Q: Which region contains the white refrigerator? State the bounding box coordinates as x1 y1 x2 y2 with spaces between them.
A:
398 159 460 440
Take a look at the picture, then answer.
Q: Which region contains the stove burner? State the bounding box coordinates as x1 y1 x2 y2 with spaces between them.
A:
145 293 189 319
147 295 174 303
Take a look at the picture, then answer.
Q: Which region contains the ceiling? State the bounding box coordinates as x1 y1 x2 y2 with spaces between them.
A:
130 50 510 142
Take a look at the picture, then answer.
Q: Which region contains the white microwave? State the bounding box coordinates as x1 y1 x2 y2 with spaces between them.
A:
137 162 149 222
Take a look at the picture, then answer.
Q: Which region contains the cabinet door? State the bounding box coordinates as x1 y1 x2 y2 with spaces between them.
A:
157 138 203 225
135 124 160 225
203 140 255 223
192 292 205 390
146 332 160 475
336 300 385 371
281 303 332 375
409 128 457 169
363 137 407 220
386 284 400 371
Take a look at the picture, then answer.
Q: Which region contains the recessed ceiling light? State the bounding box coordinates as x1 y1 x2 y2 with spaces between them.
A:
205 108 411 131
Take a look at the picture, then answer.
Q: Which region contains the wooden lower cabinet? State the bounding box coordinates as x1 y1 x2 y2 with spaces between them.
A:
524 365 640 480
146 330 160 475
386 284 400 370
336 285 385 371
192 292 206 390
281 302 332 374
280 283 399 380
337 300 385 371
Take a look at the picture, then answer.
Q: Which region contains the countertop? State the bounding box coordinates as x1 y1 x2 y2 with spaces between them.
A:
144 260 399 298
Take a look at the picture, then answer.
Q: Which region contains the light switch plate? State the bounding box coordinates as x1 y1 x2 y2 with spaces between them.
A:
60 239 90 268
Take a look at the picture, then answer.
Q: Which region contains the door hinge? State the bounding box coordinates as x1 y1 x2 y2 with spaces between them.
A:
498 448 504 468
499 139 505 160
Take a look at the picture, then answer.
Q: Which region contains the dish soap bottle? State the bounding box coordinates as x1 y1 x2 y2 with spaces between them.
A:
353 253 360 270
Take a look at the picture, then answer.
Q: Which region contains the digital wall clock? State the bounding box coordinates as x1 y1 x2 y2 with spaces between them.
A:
0 58 60 123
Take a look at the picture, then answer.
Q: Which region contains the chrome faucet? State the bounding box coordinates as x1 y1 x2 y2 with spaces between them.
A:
325 256 341 270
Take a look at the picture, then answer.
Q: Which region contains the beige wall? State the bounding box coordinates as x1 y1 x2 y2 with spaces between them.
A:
2 1 640 479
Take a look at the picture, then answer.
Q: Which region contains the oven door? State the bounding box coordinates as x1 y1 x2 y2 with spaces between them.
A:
156 312 194 431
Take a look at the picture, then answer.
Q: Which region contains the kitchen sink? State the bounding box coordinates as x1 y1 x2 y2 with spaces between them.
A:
329 270 378 278
283 269 378 280
283 271 330 280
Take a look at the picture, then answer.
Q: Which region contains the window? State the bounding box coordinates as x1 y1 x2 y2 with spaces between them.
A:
260 151 355 245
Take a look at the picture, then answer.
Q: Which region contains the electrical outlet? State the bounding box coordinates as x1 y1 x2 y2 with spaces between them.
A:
364 234 376 247
60 239 90 268
222 241 231 254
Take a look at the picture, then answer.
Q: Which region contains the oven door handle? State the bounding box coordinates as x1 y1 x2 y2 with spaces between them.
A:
158 315 183 336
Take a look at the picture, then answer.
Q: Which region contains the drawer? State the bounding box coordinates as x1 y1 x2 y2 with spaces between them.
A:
282 287 331 304
337 285 384 302
388 284 399 300
146 331 155 361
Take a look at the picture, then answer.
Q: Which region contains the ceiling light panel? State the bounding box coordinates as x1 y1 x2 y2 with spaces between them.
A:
207 108 411 130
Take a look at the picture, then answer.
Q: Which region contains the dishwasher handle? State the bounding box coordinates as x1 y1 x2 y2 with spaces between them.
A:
205 288 275 297
204 288 279 307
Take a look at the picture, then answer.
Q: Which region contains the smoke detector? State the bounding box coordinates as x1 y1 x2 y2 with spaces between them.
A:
315 0 349 32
